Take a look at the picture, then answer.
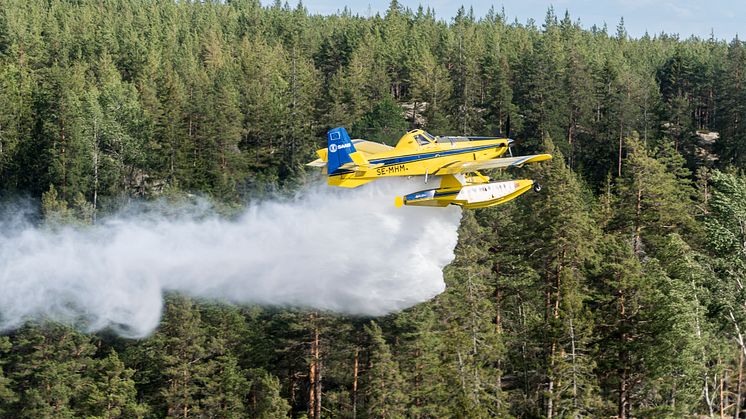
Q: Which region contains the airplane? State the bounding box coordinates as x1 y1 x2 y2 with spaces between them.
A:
307 127 552 209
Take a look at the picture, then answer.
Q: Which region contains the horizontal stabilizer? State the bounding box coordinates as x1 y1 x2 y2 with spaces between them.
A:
352 140 393 154
307 158 326 167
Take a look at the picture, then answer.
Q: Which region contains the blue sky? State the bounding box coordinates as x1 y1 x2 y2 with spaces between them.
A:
272 0 745 40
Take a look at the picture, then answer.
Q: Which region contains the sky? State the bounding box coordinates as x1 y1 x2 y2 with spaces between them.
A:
272 0 745 41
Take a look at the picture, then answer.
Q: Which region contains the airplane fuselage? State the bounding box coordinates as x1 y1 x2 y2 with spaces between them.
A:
328 137 510 188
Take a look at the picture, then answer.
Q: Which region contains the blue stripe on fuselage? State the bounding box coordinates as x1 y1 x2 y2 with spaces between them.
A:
368 144 500 167
434 191 459 197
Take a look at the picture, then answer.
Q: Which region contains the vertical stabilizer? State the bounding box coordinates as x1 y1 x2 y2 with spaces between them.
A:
327 127 357 174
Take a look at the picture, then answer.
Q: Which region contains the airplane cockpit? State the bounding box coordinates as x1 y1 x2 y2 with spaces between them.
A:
436 135 472 144
395 129 437 150
396 129 506 150
413 131 437 145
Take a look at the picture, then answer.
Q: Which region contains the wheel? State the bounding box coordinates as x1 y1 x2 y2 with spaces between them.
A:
533 182 542 192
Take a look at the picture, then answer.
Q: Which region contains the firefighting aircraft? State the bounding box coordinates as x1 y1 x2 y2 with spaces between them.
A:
306 127 552 209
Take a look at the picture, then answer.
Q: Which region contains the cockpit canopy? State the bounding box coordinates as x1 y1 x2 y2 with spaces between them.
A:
413 130 436 145
395 129 492 150
395 129 437 150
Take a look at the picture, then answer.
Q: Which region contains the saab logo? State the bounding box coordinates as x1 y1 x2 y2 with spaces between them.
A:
329 143 351 153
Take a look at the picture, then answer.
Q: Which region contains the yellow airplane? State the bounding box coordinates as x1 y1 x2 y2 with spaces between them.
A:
307 127 552 209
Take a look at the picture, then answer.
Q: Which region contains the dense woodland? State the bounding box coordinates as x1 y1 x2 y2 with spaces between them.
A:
3 0 746 417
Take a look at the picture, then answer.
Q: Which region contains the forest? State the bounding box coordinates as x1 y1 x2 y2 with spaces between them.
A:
1 0 746 417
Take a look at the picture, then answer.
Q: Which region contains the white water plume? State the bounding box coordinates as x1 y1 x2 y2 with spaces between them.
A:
0 179 462 338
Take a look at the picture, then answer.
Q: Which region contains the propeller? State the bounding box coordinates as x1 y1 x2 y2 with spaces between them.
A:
505 113 513 157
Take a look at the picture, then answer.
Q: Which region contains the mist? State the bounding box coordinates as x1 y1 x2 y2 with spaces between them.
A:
0 179 462 338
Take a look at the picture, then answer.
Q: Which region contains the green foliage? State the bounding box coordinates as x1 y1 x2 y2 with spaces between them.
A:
80 351 147 419
362 321 408 418
613 134 695 254
0 336 17 416
2 2 746 418
352 96 409 145
5 323 97 418
41 185 95 225
247 369 291 419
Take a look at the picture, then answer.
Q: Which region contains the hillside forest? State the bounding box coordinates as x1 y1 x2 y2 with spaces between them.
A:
2 0 746 418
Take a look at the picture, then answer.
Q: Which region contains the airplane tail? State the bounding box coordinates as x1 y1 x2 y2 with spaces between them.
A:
327 127 358 174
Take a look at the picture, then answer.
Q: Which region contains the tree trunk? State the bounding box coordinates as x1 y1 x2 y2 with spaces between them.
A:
619 289 630 419
570 317 578 411
547 346 555 419
735 348 743 419
520 303 530 395
494 261 503 411
546 250 565 419
183 366 189 418
308 313 320 419
634 187 643 255
619 364 630 419
92 119 99 223
730 311 746 419
618 120 623 177
352 346 359 419
721 365 726 419
314 325 321 419
61 117 67 199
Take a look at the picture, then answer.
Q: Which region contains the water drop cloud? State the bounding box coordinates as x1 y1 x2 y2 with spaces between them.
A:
0 179 461 337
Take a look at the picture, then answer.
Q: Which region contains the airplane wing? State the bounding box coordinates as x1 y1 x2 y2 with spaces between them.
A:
435 154 552 175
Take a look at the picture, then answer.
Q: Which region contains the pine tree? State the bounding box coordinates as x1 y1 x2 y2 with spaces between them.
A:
515 138 602 418
480 26 514 137
246 369 291 419
142 296 209 417
437 211 506 417
410 50 452 132
652 234 711 416
363 321 408 418
0 60 33 191
6 323 97 418
80 351 147 419
703 170 746 416
714 39 746 167
0 336 18 416
352 97 408 145
199 353 249 418
613 134 695 256
394 304 451 418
